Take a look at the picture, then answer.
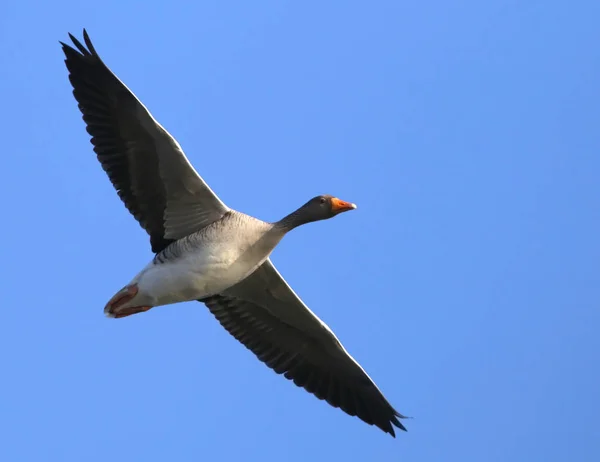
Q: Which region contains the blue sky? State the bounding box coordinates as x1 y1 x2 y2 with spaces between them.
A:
1 0 599 460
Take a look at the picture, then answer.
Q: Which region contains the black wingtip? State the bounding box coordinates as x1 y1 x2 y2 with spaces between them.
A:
82 28 98 56
60 29 96 58
392 411 411 433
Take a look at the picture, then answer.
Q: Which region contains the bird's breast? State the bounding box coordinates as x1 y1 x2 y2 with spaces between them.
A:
135 229 280 306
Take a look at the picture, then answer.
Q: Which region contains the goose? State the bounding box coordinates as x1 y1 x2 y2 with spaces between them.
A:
61 30 407 437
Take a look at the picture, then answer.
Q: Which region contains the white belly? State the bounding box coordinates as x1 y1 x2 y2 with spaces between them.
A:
129 234 276 307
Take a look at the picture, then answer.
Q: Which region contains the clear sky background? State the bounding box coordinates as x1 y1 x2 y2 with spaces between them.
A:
1 1 599 460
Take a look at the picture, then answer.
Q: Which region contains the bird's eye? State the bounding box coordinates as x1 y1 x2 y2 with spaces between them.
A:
319 197 327 204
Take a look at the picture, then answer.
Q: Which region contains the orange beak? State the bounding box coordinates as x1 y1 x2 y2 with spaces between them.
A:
331 197 357 213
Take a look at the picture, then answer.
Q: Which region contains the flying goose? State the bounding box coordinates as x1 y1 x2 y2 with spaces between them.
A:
61 30 407 437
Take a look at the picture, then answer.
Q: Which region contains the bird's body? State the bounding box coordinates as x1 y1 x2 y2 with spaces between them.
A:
61 29 407 437
121 212 281 310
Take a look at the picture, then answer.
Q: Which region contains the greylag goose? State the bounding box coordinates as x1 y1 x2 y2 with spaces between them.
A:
61 30 407 437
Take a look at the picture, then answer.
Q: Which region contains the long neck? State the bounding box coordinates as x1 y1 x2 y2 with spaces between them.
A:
274 208 313 233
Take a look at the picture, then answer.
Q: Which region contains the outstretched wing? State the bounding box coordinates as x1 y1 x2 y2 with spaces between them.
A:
201 259 406 437
61 30 229 253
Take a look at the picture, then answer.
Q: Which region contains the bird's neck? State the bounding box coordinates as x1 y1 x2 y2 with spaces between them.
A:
274 208 312 233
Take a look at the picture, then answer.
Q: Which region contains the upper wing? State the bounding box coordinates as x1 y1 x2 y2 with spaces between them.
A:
200 259 407 437
61 30 229 253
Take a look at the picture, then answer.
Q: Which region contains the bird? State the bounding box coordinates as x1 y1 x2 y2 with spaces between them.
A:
61 29 407 437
